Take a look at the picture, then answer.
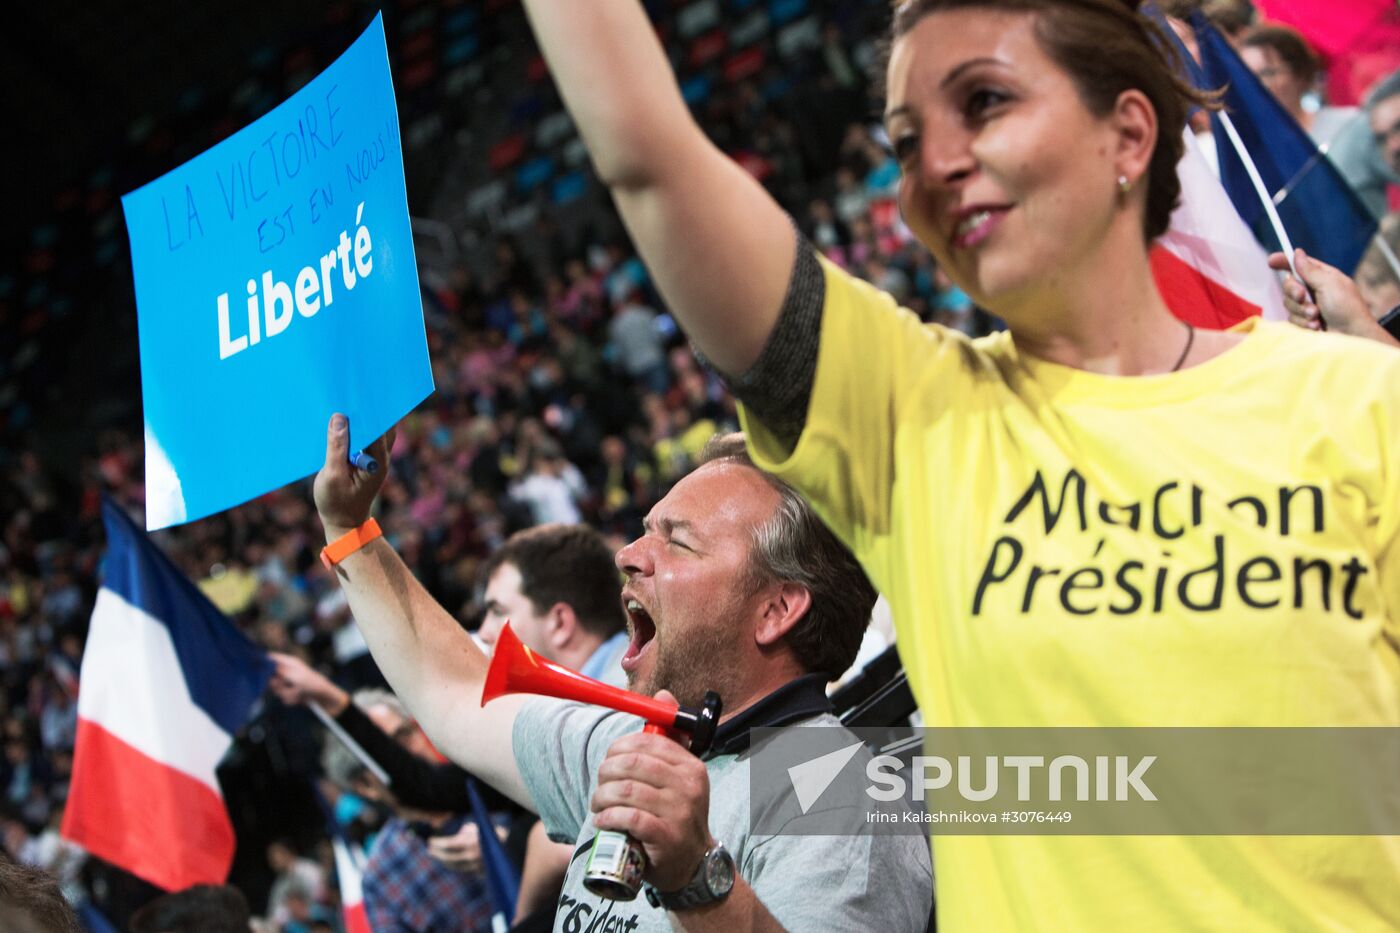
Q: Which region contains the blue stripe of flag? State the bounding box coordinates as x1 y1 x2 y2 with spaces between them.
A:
1184 10 1376 274
100 498 272 735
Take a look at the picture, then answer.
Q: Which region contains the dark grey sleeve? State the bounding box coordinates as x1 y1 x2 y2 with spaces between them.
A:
695 223 825 452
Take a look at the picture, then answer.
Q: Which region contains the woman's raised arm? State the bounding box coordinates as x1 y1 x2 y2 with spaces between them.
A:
521 0 797 375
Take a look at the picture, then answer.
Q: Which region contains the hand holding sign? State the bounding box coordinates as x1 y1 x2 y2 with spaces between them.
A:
315 414 396 537
123 14 431 529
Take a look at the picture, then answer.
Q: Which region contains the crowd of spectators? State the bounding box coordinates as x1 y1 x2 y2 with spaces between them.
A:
2 0 1398 928
0 19 980 929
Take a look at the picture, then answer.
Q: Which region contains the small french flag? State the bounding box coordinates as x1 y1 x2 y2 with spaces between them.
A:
332 836 372 933
60 499 272 891
1153 129 1287 328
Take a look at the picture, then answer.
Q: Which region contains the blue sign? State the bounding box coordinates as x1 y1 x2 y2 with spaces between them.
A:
123 14 432 530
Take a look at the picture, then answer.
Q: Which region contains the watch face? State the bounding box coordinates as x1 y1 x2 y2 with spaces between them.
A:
704 848 736 896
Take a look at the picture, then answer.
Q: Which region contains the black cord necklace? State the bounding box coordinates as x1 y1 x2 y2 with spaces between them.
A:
1171 322 1195 372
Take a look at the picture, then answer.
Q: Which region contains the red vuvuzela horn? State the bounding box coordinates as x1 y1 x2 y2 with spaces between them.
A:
482 622 722 901
481 623 720 751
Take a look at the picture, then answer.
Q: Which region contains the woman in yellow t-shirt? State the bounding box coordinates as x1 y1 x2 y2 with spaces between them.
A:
516 0 1400 928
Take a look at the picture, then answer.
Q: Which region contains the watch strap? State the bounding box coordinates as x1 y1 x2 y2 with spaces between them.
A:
320 518 382 572
644 844 734 911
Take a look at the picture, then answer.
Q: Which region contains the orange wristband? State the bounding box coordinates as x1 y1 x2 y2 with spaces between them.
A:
320 518 382 572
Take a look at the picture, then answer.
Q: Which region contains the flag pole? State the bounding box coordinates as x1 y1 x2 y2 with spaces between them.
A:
1214 112 1302 276
309 700 393 787
1214 109 1317 307
1156 5 1292 261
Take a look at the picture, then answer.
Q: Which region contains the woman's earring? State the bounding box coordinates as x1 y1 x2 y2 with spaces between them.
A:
1118 174 1133 195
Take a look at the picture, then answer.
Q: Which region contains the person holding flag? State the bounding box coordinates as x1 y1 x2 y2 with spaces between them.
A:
506 0 1400 929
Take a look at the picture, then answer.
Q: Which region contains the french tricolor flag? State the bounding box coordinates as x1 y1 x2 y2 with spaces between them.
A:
332 836 372 933
60 499 272 892
1140 1 1288 329
1152 128 1287 328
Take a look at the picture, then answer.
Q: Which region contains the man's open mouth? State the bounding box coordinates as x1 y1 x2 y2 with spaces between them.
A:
621 596 656 670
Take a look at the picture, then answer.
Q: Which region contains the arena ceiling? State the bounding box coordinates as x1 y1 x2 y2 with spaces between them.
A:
4 1 343 252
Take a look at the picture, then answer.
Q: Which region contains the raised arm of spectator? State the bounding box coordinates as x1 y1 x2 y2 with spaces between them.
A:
312 414 532 807
519 0 795 376
1268 248 1400 347
268 652 518 812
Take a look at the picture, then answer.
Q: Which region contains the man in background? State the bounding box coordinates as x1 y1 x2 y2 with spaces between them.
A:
476 523 628 686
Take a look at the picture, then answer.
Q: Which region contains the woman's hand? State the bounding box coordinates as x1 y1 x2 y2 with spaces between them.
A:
1267 249 1381 339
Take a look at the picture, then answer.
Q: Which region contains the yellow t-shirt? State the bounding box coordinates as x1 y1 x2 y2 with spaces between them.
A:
741 256 1400 931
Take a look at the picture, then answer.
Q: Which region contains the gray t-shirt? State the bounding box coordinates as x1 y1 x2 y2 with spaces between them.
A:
514 698 933 932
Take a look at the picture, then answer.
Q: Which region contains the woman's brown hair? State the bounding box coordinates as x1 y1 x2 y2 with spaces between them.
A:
890 0 1216 241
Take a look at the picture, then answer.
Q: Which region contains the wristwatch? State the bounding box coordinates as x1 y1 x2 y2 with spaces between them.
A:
644 843 736 911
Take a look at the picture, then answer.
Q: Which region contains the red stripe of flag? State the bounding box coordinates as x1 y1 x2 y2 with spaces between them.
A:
1151 243 1263 330
61 719 236 891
